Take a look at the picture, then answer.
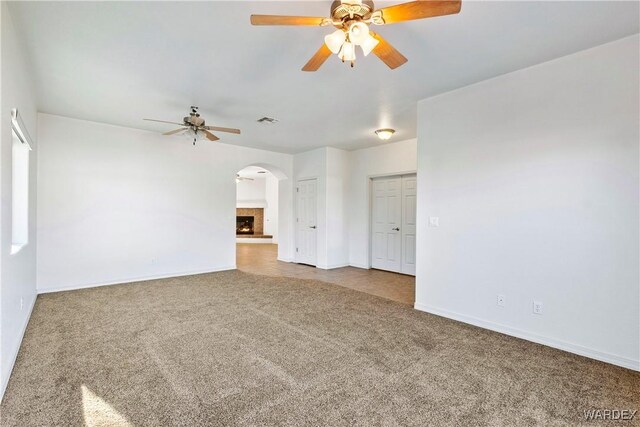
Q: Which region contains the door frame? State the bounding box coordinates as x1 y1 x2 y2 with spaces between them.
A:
367 170 417 270
295 176 319 266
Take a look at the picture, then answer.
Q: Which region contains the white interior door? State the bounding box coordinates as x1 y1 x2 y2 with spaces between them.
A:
296 179 317 266
401 175 417 275
370 174 417 275
371 176 402 273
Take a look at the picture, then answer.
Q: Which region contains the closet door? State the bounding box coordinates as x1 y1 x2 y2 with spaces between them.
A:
371 176 402 273
401 175 417 275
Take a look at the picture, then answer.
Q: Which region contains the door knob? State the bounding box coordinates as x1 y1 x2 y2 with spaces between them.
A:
310 225 317 229
392 227 400 231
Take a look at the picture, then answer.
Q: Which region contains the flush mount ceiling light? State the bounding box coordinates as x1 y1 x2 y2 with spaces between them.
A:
375 128 395 140
250 0 462 71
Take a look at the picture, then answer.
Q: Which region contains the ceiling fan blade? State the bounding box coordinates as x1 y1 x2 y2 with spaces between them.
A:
204 126 241 135
375 0 461 25
144 119 186 126
202 130 220 141
302 44 332 72
250 15 327 26
371 33 408 69
163 128 187 136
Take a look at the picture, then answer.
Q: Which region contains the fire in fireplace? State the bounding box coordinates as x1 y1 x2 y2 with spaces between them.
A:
236 216 254 235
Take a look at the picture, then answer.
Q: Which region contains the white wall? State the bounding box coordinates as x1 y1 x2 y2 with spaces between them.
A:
325 147 349 268
264 174 279 243
0 2 39 400
415 35 639 370
236 177 266 206
36 113 294 292
292 147 352 269
347 139 417 268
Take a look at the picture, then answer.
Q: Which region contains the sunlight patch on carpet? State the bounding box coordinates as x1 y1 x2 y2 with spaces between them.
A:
81 385 131 427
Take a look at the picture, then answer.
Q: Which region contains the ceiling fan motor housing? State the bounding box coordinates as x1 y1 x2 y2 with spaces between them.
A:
330 0 374 24
185 115 205 127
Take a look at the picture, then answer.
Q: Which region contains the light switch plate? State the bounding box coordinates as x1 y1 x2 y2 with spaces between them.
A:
428 217 439 227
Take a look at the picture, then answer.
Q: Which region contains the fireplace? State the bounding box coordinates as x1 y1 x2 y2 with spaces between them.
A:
236 216 254 235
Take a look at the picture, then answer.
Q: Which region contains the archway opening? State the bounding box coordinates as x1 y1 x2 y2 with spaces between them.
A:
235 164 283 269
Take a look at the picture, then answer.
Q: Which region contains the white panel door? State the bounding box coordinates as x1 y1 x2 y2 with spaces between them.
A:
371 176 402 273
296 179 317 266
401 175 417 275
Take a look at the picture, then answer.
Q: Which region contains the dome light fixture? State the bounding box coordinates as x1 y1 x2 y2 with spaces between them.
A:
375 128 395 140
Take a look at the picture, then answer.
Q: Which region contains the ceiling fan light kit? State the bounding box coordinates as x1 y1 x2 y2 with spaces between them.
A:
144 106 241 145
250 0 462 71
324 29 346 54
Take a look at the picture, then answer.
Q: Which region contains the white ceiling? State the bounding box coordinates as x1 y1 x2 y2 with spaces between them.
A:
9 1 639 153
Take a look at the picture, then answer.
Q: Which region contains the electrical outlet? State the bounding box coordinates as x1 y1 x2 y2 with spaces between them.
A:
151 258 157 265
428 217 440 227
533 300 543 315
497 294 506 307
20 297 24 311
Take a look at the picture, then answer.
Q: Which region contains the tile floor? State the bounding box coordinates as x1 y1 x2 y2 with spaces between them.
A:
236 243 415 305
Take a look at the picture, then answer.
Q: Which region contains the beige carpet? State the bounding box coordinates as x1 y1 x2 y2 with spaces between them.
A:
1 271 638 426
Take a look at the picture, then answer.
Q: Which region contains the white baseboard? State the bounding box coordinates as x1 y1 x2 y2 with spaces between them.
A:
317 263 350 270
414 302 640 372
37 266 237 294
277 257 294 263
1 293 36 403
349 263 370 270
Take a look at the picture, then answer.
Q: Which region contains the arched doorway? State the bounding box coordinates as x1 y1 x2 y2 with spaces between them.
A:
235 163 288 269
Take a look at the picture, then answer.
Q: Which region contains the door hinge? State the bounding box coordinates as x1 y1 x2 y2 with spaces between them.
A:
296 248 299 252
296 187 299 192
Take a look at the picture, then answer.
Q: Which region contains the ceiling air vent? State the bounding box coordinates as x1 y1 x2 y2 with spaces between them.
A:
257 116 279 124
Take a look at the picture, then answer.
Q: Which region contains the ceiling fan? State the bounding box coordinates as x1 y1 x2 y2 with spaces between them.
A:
144 106 241 145
236 174 254 183
250 0 461 71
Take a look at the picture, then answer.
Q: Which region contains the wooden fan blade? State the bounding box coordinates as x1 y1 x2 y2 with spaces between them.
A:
144 119 186 126
204 126 241 135
302 44 332 72
375 0 461 25
163 128 187 136
250 15 327 26
371 33 408 69
202 130 220 141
